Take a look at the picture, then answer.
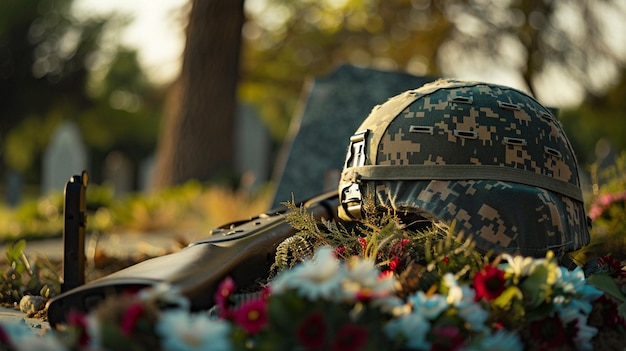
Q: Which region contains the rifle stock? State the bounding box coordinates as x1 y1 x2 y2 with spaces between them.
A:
47 191 339 328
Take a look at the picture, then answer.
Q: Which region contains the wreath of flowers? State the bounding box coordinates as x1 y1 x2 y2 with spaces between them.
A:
1 203 626 350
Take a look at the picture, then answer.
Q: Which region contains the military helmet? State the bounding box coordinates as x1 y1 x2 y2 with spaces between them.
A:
338 79 590 257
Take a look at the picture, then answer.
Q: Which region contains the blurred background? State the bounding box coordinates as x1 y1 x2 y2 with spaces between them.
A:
1 0 625 244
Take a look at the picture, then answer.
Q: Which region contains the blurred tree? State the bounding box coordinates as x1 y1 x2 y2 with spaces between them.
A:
0 0 164 189
150 0 625 188
240 0 626 150
152 0 244 189
0 0 103 181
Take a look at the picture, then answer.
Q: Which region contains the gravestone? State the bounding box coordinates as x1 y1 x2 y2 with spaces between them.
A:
270 64 436 208
42 121 88 195
103 151 133 197
235 104 271 192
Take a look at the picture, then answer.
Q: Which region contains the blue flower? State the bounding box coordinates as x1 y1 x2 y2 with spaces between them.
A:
467 329 523 351
384 312 431 350
408 291 448 320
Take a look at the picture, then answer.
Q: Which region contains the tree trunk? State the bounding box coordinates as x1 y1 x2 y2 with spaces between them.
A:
152 0 244 189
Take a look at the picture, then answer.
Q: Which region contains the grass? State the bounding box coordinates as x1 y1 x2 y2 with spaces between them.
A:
0 180 274 245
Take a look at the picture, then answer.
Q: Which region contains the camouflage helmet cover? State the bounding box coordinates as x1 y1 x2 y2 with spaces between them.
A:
338 79 590 257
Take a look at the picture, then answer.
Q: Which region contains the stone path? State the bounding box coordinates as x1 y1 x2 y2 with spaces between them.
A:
0 306 49 334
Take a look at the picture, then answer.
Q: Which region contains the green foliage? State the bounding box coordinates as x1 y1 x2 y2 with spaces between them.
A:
0 239 61 304
0 180 273 243
279 197 485 292
579 151 626 261
0 0 164 183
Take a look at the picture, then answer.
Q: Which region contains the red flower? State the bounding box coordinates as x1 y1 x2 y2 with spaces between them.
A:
336 246 347 256
332 324 368 351
596 256 626 277
297 313 328 349
67 309 89 346
430 325 464 351
0 324 11 345
358 237 367 252
120 303 144 336
531 316 571 349
233 297 267 334
388 257 400 271
473 265 506 301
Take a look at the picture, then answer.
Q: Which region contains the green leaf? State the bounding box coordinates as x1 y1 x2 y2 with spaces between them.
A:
493 286 523 310
519 264 554 308
587 274 626 303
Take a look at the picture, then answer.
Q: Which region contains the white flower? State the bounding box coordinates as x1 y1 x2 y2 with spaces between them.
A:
443 273 463 305
384 312 431 350
500 254 541 277
139 283 190 310
408 291 448 320
0 320 65 351
86 313 103 349
271 246 344 300
466 329 523 351
572 315 598 351
341 258 396 302
156 309 231 351
443 273 475 307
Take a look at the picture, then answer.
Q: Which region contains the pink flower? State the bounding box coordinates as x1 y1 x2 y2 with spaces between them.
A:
215 277 236 318
233 297 267 334
589 190 626 220
120 303 144 336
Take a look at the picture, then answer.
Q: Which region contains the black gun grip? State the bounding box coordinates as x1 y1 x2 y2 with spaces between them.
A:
61 171 88 293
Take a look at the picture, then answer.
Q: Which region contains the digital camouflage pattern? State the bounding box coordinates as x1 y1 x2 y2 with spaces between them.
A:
339 79 590 257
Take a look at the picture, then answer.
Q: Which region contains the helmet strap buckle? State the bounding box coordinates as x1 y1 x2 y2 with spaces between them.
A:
340 183 363 220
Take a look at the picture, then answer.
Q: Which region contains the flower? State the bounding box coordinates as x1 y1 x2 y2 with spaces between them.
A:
467 329 523 351
215 277 236 318
139 283 190 310
156 309 231 351
596 256 626 277
473 265 506 301
271 246 344 300
500 254 539 280
66 309 89 346
232 297 268 334
120 303 144 336
297 312 328 349
332 324 368 351
529 316 571 349
430 325 464 351
342 256 396 302
408 291 448 320
384 312 431 350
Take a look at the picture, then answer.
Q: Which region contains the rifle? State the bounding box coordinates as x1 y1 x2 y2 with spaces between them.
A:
46 189 339 328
